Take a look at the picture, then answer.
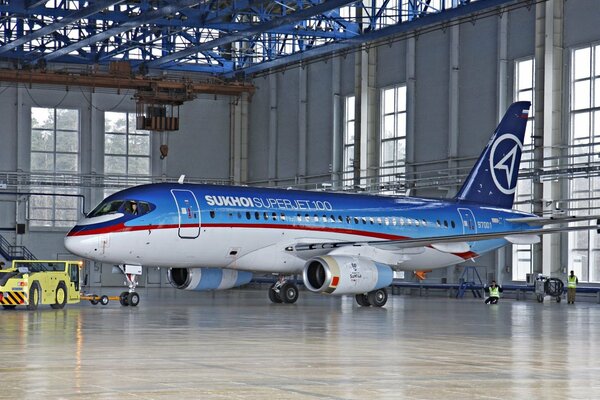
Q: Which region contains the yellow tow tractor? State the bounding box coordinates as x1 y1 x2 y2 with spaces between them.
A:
0 260 82 310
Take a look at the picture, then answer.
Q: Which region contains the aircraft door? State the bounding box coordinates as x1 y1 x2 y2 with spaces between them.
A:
457 208 477 234
171 189 201 238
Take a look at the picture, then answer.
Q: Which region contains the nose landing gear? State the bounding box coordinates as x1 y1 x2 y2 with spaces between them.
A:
117 264 142 307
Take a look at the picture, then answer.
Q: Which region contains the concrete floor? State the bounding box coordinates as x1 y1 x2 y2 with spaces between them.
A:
1 288 599 400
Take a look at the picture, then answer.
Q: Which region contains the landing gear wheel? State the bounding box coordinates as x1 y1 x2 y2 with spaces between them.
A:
536 294 544 303
355 294 371 307
127 292 140 307
27 281 41 310
119 291 129 306
367 288 388 307
51 282 67 309
100 295 110 306
2 305 16 310
280 283 299 304
268 283 282 304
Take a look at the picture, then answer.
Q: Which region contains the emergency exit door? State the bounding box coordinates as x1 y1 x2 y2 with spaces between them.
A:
171 189 201 238
458 208 477 234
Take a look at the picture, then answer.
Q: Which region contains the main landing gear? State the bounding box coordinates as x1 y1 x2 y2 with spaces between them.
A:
355 288 388 307
117 265 141 307
268 276 299 304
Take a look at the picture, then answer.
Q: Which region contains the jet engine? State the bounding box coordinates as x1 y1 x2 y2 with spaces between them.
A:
302 255 393 295
168 267 253 291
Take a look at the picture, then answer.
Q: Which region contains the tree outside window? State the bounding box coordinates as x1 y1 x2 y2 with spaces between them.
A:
30 108 80 227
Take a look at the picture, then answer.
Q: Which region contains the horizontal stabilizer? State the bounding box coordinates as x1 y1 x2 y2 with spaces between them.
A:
431 242 470 253
504 235 540 244
506 214 600 226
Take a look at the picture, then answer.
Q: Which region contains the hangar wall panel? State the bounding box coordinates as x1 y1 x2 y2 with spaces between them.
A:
507 7 536 60
458 18 498 159
276 69 300 180
248 77 271 182
413 30 450 165
376 40 407 89
306 62 334 179
166 97 230 180
564 0 600 47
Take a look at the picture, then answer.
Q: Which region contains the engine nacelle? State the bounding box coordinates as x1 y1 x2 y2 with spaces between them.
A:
302 255 393 295
168 267 253 291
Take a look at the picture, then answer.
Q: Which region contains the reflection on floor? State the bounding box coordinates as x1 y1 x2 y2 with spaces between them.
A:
1 288 598 399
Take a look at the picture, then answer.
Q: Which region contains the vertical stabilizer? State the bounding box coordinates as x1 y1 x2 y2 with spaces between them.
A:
455 101 531 208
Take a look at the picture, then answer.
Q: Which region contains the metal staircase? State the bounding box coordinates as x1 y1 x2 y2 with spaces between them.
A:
0 234 36 261
456 266 483 299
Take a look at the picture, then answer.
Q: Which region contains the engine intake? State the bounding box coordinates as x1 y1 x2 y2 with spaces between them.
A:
168 267 252 291
303 255 393 295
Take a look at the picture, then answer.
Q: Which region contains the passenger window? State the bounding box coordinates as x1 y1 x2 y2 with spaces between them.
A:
361 217 367 224
399 218 404 226
297 214 302 222
377 217 382 225
392 218 397 226
407 219 412 226
272 212 278 221
338 216 343 223
264 212 269 220
451 220 456 228
210 211 216 219
422 219 427 226
354 217 359 224
305 214 310 222
280 213 286 221
415 219 420 227
246 212 251 220
314 215 319 222
436 220 441 227
444 220 448 228
255 212 260 220
322 215 327 222
384 218 389 226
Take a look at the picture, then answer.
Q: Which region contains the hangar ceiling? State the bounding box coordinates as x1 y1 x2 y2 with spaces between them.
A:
0 0 522 78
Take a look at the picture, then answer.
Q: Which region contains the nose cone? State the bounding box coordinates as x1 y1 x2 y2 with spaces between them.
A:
64 234 92 258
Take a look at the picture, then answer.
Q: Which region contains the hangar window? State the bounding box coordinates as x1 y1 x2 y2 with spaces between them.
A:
568 44 600 282
513 56 536 281
30 107 80 228
105 112 150 176
380 84 407 194
343 95 356 186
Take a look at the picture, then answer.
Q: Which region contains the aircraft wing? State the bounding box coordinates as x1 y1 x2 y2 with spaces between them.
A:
505 215 600 226
291 223 600 253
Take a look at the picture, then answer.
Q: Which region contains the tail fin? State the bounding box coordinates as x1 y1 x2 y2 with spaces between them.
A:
454 101 531 208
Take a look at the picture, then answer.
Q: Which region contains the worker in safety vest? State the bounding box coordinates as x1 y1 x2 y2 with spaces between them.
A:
567 270 578 304
484 280 503 304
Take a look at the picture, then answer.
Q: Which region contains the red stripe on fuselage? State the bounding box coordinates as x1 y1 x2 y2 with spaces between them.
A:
67 221 409 240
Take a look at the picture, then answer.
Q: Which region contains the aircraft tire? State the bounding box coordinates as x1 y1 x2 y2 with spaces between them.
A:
268 284 282 303
50 282 67 309
119 291 129 306
27 282 41 310
355 294 370 307
128 292 140 307
367 288 388 307
280 283 299 304
100 295 109 306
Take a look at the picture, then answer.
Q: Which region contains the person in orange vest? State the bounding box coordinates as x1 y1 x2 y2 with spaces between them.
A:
567 270 578 304
484 280 503 304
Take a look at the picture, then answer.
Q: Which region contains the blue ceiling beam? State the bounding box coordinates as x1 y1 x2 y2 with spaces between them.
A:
145 0 358 68
225 0 522 77
38 0 203 62
0 0 126 55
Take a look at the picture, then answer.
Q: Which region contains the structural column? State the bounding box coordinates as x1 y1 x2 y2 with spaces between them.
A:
268 74 278 185
534 0 564 277
230 92 249 184
297 65 308 184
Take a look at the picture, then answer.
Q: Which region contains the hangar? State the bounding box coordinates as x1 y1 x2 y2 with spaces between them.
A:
1 0 600 397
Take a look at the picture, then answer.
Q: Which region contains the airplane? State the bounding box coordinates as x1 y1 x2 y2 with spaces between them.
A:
64 101 599 307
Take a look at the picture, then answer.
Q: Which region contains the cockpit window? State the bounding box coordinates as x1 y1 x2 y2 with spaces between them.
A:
88 199 153 217
88 200 124 217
